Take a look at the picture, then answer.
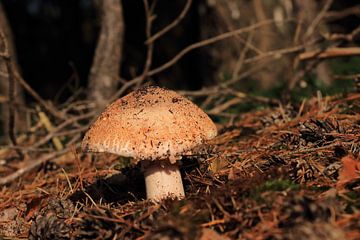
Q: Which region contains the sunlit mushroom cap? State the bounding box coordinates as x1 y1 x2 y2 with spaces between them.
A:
82 86 217 162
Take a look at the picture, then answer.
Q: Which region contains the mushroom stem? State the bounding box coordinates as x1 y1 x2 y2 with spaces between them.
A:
143 161 185 201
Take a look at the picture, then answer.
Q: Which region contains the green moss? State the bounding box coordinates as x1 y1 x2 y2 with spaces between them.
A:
259 179 300 192
213 57 359 113
308 185 331 192
343 191 360 213
344 190 360 200
330 57 360 75
249 179 300 203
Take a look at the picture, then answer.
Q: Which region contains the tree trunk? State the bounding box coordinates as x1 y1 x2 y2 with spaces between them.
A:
88 0 125 110
0 2 26 143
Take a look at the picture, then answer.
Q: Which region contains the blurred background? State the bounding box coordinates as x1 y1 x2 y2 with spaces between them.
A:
0 0 359 141
1 0 359 98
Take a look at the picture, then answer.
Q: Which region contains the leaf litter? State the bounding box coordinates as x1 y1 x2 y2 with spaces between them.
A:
0 93 359 239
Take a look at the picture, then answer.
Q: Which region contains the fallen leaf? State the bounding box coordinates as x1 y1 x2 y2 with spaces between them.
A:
336 155 360 190
199 228 230 240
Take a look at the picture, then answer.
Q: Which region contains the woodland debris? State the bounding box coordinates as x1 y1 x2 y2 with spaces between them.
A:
0 93 359 239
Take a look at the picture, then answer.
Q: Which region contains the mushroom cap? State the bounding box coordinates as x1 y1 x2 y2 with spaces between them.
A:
82 86 217 162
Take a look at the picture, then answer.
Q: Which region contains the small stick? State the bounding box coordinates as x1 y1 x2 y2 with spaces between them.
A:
200 219 226 227
145 0 192 44
305 0 333 38
208 98 242 115
148 19 296 77
33 111 94 148
137 0 156 87
327 26 360 42
325 5 360 22
111 19 297 101
38 110 64 151
14 70 65 119
0 148 70 185
299 47 360 60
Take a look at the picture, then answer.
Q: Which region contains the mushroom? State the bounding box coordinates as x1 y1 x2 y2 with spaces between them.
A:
82 86 217 201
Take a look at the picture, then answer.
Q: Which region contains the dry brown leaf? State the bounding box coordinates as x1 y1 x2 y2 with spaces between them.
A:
199 228 230 240
336 155 360 190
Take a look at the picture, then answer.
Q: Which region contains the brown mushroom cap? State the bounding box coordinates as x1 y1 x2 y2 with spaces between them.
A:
82 86 217 162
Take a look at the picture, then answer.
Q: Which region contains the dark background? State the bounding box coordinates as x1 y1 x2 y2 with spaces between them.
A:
2 0 203 102
1 0 360 102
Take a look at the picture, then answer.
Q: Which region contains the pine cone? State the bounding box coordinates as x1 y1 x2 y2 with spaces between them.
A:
30 214 71 240
29 198 74 240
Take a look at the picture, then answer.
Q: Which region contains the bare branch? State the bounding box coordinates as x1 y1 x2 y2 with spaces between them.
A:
0 148 71 186
231 33 253 81
14 69 65 119
33 111 95 148
148 19 295 77
136 0 156 87
325 5 360 22
299 47 360 60
145 0 192 44
208 98 243 115
305 0 333 38
327 26 360 42
110 76 142 102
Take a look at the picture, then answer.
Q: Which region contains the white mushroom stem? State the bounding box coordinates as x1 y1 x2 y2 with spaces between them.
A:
143 161 185 201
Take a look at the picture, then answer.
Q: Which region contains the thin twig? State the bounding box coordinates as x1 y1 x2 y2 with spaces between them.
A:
3 146 53 153
305 0 333 38
112 0 192 97
222 60 273 88
110 76 142 102
327 25 360 42
299 47 360 60
181 83 278 116
53 125 90 138
145 0 192 44
325 5 360 22
33 111 95 148
137 0 156 87
208 98 243 115
14 70 65 119
147 19 295 77
242 44 308 65
0 148 70 185
287 36 340 93
178 87 221 97
231 32 253 81
60 99 96 114
38 110 63 150
216 2 263 55
111 19 296 101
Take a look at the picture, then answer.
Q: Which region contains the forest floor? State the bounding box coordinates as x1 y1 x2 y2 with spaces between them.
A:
0 92 359 240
